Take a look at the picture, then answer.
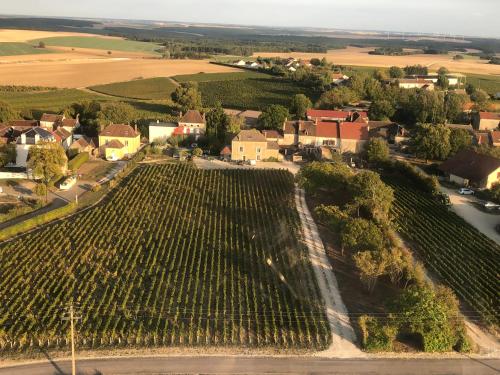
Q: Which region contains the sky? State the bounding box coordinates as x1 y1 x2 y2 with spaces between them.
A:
1 0 499 38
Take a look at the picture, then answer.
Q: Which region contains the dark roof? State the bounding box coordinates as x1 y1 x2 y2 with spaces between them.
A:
180 110 205 124
233 129 266 142
18 127 54 144
100 124 139 138
61 118 78 127
70 136 97 149
53 128 72 140
284 120 315 136
8 120 38 127
439 150 500 182
262 130 283 139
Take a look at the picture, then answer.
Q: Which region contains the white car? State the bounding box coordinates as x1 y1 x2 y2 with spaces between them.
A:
483 201 500 209
458 188 474 195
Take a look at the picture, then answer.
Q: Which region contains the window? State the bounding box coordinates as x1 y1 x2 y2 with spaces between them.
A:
256 147 261 153
239 147 244 152
257 155 261 160
125 140 129 146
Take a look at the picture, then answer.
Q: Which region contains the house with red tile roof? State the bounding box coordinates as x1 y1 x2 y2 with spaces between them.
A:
178 110 206 136
306 109 351 122
489 130 500 147
40 113 79 132
472 112 500 131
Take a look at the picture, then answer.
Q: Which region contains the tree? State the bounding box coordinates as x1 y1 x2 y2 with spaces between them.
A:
0 143 16 167
391 285 463 352
444 92 468 123
227 115 244 137
38 41 46 49
408 90 446 124
310 58 321 66
258 104 289 131
28 141 67 203
369 99 395 120
437 67 449 76
97 102 135 131
349 171 394 223
389 66 404 79
470 89 490 111
206 102 229 141
365 138 390 164
297 161 352 193
436 75 449 89
465 83 476 96
373 69 388 81
348 72 368 97
289 94 312 119
413 124 451 161
65 100 101 136
354 250 388 292
341 218 384 254
316 87 358 109
0 101 20 123
404 65 428 76
192 147 203 157
171 82 202 111
34 183 47 199
315 204 349 232
449 128 472 155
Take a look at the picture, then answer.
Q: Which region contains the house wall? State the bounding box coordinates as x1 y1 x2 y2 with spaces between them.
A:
479 119 500 131
282 134 296 146
178 122 206 133
99 135 140 156
339 139 367 153
15 144 31 167
264 148 282 160
231 140 268 161
449 174 468 186
39 121 55 130
105 147 126 161
61 136 72 151
485 167 500 189
149 126 176 143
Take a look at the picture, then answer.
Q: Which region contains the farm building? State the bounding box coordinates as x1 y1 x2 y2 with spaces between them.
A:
178 110 206 136
99 124 140 161
231 129 282 162
224 109 262 128
439 150 500 189
15 127 56 167
397 78 434 90
472 112 500 131
149 121 178 143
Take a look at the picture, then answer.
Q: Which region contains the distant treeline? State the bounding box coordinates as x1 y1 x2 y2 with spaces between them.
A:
0 17 499 56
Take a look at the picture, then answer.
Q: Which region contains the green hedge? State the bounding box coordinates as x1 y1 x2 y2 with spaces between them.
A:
68 152 89 171
0 203 77 241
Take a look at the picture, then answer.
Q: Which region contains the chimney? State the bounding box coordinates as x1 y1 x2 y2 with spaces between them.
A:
157 119 160 124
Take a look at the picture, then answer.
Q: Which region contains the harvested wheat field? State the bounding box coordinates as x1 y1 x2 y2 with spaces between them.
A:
254 46 500 75
0 29 115 42
0 58 238 88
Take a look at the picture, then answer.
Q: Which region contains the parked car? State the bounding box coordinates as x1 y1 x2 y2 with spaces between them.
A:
458 188 474 195
483 201 500 209
59 176 77 190
248 159 257 166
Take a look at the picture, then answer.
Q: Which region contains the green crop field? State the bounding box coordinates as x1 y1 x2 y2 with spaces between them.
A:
173 71 269 83
383 174 500 326
31 36 163 55
89 78 177 100
199 77 320 110
0 42 54 56
0 164 329 352
0 88 109 112
466 73 500 95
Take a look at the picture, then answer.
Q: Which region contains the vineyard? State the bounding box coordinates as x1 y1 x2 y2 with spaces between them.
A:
89 77 178 100
0 164 329 352
384 175 500 326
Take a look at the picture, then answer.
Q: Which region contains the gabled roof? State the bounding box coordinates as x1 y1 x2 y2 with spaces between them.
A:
40 113 64 123
61 118 78 127
479 112 500 121
439 150 500 182
490 131 500 144
180 110 205 124
339 122 369 141
284 120 315 135
267 141 280 150
316 121 339 138
233 129 267 142
18 127 54 144
8 120 38 127
53 128 72 141
100 124 139 138
149 121 177 128
105 139 125 149
262 130 283 139
307 109 350 119
220 146 232 155
70 136 97 149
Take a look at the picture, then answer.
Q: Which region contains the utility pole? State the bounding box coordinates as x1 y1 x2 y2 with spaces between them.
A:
62 302 81 375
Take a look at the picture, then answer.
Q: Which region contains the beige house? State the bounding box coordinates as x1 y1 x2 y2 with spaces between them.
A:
40 113 79 132
231 129 282 161
472 112 500 131
439 150 500 189
178 110 206 135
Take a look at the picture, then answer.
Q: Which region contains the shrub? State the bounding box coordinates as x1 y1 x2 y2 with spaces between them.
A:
68 152 89 171
392 160 439 195
358 315 397 351
192 148 203 157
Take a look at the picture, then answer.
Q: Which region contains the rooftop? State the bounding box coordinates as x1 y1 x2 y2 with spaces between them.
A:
100 124 139 138
180 110 205 124
439 149 500 182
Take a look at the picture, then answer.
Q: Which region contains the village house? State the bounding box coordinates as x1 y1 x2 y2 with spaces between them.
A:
15 127 56 167
39 113 79 132
439 150 500 189
472 112 500 131
52 127 73 150
219 146 232 161
149 121 178 143
231 129 282 162
68 136 98 158
99 124 141 161
331 73 349 85
178 110 206 136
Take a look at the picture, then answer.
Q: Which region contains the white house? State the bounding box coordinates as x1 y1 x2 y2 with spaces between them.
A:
15 127 56 167
149 121 178 143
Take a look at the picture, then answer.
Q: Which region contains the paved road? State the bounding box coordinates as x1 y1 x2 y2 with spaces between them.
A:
441 186 500 244
1 356 499 375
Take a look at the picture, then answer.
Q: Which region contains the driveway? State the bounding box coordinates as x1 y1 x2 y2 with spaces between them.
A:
441 186 500 244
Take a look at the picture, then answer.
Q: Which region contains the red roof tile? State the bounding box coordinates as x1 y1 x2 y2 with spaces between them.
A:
339 122 369 141
180 110 205 124
105 139 125 149
479 112 500 120
307 109 350 119
316 121 339 138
